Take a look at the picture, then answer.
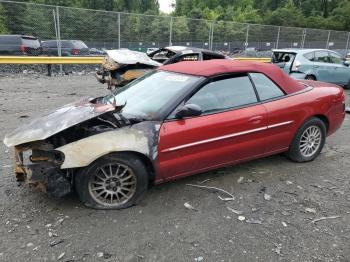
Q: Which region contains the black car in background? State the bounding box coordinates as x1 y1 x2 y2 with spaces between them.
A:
41 40 89 56
0 35 42 55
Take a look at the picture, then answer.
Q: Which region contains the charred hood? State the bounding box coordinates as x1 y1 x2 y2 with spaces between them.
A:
3 98 116 147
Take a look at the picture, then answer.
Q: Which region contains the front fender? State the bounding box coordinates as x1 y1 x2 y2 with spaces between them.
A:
57 122 161 169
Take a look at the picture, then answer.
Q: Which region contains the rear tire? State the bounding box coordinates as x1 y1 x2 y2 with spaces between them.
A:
305 75 316 81
75 153 148 209
287 117 326 162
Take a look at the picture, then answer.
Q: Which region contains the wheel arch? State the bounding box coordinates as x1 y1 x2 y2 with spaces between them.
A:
73 151 156 185
305 74 317 80
115 151 156 185
312 114 329 133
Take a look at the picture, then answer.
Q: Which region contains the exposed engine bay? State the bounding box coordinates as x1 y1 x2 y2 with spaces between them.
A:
6 97 159 198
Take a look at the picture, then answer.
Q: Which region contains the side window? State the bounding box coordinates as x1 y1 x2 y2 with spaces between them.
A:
249 73 284 101
329 52 343 64
186 75 258 114
304 52 314 61
314 51 329 63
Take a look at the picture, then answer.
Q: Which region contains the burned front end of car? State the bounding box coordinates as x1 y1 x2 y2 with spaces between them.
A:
3 98 129 198
4 97 160 199
13 141 71 198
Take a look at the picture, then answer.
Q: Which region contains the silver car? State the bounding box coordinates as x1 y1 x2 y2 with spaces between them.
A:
272 49 350 89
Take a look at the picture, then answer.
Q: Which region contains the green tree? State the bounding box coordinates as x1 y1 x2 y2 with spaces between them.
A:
264 1 306 27
0 4 8 34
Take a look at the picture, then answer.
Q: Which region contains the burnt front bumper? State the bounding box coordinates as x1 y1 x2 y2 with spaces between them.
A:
14 146 72 198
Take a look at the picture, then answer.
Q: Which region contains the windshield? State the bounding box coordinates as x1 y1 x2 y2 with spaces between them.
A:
103 70 202 119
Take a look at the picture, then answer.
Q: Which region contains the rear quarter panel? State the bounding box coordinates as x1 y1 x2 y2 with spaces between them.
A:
263 82 344 153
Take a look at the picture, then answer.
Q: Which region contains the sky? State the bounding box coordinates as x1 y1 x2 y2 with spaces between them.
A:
159 0 175 14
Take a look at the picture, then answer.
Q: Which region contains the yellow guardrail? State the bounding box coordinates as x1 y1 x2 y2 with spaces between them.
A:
0 56 347 64
0 56 104 64
233 57 271 62
0 56 272 64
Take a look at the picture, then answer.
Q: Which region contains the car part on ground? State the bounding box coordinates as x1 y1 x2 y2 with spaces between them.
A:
272 48 350 88
3 60 345 209
96 46 226 90
0 35 42 56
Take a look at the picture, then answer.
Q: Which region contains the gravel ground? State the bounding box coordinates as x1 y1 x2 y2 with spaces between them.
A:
0 75 349 262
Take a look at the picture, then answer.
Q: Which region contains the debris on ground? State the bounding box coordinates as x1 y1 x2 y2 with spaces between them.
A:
273 243 282 256
246 218 262 224
135 254 145 259
50 239 64 247
57 252 65 260
311 216 341 224
264 194 271 200
97 252 112 259
184 202 197 211
186 184 234 201
282 222 288 227
227 207 243 215
194 256 204 261
199 179 211 184
237 216 246 221
305 208 316 214
48 231 58 237
237 176 244 184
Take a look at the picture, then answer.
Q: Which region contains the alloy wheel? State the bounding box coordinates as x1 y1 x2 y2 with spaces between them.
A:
88 163 137 206
299 125 322 158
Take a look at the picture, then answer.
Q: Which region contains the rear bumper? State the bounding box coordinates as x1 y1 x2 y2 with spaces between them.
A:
14 147 72 198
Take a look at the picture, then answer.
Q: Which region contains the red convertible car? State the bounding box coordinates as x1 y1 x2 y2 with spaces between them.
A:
3 60 345 209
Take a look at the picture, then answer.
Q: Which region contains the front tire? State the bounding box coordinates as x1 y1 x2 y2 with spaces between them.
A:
287 117 326 162
75 153 148 209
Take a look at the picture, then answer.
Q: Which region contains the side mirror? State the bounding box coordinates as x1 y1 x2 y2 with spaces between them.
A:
175 104 202 119
343 60 350 67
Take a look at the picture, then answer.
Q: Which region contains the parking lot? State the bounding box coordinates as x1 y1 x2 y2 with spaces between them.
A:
0 74 349 262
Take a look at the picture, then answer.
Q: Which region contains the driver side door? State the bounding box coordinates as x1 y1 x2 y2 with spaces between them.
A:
157 74 268 181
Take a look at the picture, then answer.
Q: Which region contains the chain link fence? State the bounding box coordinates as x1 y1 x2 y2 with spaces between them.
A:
0 0 349 57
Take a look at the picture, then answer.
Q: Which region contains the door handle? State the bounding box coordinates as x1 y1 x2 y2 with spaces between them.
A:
248 116 263 124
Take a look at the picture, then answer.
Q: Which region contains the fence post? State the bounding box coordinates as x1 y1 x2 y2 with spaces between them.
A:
118 13 121 49
301 29 306 48
169 16 173 46
55 6 62 74
276 26 281 49
326 30 331 49
208 22 212 50
210 21 214 51
245 24 250 50
346 32 350 53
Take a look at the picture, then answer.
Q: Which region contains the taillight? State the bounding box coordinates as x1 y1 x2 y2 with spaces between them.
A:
71 48 79 55
291 60 301 72
20 45 28 54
